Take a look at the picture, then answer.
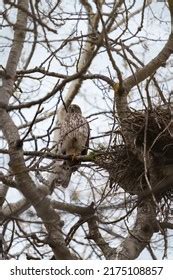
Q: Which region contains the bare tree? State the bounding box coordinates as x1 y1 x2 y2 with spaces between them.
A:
0 0 173 260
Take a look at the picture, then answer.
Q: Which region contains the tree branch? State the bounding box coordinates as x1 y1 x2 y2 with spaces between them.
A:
124 33 173 93
0 0 74 260
123 1 173 93
110 201 157 259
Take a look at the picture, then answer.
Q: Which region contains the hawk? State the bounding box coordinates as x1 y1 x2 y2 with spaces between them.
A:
58 104 90 180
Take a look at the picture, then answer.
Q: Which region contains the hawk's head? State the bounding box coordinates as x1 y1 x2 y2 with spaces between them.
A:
68 104 82 114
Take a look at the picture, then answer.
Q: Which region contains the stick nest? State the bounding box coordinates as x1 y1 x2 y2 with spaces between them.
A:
96 107 173 196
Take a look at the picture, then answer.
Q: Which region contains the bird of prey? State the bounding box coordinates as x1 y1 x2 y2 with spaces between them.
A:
57 104 90 187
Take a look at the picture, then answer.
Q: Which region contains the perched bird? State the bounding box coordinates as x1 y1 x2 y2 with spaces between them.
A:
57 104 90 187
59 104 90 157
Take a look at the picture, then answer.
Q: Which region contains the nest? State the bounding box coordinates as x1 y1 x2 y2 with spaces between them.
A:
125 107 173 158
96 145 145 194
96 107 173 197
